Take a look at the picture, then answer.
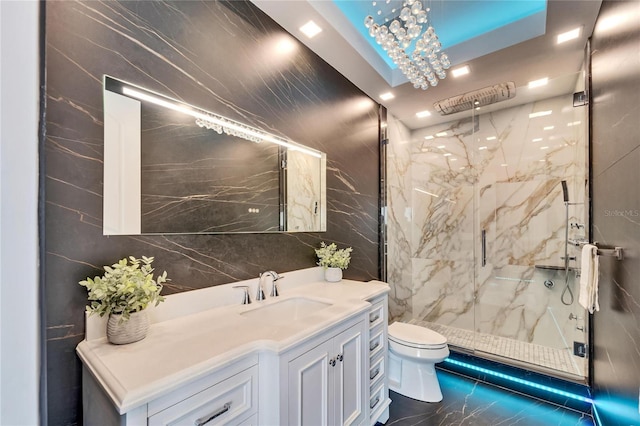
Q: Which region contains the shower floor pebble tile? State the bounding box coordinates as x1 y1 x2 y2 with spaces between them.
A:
408 319 585 377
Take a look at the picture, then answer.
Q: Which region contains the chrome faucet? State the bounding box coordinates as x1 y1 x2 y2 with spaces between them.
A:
260 270 283 297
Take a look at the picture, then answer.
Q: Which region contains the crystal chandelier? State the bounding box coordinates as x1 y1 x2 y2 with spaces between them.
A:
364 0 450 90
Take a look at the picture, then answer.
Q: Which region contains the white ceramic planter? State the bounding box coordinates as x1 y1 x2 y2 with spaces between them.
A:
324 267 343 282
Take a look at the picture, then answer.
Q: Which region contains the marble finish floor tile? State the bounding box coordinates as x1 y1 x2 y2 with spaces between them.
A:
385 371 594 426
408 319 586 378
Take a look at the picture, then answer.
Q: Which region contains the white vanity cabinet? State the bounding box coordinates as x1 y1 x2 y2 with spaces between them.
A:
281 315 368 426
78 271 391 426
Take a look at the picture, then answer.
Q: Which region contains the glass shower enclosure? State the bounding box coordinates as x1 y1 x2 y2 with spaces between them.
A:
386 71 589 382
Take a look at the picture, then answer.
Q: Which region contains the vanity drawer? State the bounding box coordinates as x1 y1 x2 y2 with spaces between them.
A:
368 300 384 329
148 365 257 426
368 329 384 360
369 382 385 413
369 355 385 388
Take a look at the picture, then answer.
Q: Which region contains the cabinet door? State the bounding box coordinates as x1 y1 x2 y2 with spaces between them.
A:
333 324 366 426
287 340 333 426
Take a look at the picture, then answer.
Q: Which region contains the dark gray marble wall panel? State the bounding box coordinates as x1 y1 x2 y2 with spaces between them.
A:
590 1 640 424
43 1 380 423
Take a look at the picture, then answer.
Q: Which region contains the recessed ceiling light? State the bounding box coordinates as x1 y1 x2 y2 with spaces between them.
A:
436 131 448 137
544 126 555 130
528 77 548 88
478 146 488 150
424 135 434 140
299 20 322 38
567 121 581 126
449 158 457 161
443 153 452 157
557 27 581 44
532 138 543 142
437 145 445 149
540 146 549 150
501 163 508 167
451 65 470 78
486 136 497 141
380 92 395 101
529 110 552 118
416 110 431 118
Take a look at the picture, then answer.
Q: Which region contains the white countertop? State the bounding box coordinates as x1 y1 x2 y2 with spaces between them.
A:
76 268 389 414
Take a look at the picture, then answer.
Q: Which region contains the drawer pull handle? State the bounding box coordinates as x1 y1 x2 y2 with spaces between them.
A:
369 340 380 352
370 396 380 410
337 353 344 362
330 357 337 367
370 367 380 381
369 313 380 323
194 402 231 426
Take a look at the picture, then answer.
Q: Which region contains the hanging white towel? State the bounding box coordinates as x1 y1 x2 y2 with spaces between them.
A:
578 244 600 313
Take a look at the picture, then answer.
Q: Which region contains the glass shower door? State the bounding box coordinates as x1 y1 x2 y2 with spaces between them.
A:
471 85 589 381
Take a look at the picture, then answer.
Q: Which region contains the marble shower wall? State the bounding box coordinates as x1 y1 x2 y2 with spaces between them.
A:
386 115 414 321
44 1 380 424
590 1 640 424
387 93 588 353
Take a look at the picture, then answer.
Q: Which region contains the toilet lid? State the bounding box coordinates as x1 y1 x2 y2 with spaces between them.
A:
388 322 447 347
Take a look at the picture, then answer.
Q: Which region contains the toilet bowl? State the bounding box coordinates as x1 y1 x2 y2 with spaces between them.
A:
388 322 449 402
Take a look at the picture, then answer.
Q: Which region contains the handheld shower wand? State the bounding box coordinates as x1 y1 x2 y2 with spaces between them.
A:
561 180 569 204
560 180 574 305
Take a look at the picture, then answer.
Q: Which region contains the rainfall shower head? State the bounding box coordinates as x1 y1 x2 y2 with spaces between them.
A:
433 82 516 115
561 180 569 203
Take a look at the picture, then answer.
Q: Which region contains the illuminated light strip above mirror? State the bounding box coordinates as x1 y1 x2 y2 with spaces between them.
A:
120 85 323 158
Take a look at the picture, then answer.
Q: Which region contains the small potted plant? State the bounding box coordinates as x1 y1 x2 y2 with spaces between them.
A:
79 256 168 345
315 241 353 282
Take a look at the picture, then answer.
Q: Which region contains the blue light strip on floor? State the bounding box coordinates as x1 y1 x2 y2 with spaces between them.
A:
592 403 603 426
443 358 593 404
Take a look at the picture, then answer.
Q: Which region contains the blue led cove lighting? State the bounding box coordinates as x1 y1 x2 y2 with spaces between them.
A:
592 403 603 425
443 358 593 404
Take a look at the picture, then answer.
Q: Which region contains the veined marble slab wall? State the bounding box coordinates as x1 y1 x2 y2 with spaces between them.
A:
387 93 588 358
43 1 380 424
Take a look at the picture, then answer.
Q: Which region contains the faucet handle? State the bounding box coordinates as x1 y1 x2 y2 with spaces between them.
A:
232 286 251 305
270 281 279 297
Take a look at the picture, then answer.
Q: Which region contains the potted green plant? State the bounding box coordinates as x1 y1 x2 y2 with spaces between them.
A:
315 242 353 282
79 256 168 345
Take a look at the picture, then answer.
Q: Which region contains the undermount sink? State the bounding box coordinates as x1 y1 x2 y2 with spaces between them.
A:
240 297 332 321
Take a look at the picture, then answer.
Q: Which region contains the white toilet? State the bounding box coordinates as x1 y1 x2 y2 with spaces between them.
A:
388 322 449 402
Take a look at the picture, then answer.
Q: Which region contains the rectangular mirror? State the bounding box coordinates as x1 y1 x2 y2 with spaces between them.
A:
103 76 326 235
